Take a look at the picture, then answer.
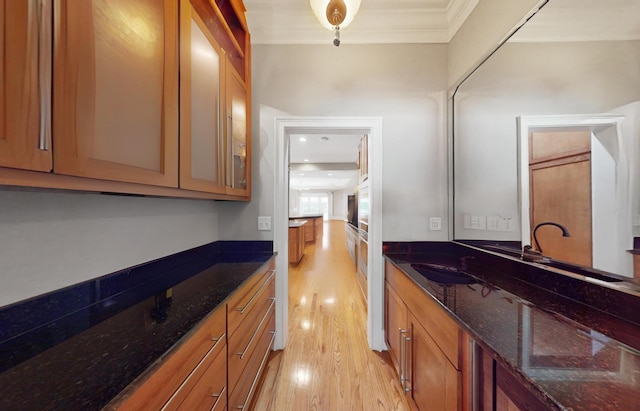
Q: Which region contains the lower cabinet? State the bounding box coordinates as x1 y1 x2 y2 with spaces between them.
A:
114 258 275 411
385 260 470 411
357 236 368 301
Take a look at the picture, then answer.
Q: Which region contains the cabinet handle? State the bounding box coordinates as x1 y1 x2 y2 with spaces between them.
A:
160 333 226 411
234 270 275 314
226 115 233 187
210 386 226 410
400 329 411 393
234 331 276 410
234 298 275 359
37 0 52 151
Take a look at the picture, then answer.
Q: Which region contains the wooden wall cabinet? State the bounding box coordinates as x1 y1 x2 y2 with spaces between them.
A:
0 0 52 172
53 0 179 188
0 0 252 201
385 260 471 411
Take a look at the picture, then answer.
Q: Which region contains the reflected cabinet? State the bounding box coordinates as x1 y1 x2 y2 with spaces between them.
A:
0 0 251 200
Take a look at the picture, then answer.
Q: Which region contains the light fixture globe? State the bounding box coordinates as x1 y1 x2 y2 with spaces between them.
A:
309 0 361 31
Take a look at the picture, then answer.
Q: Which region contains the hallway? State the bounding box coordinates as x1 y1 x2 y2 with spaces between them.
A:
251 220 409 410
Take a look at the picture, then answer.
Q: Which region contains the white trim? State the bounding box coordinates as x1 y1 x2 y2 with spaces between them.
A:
274 116 385 351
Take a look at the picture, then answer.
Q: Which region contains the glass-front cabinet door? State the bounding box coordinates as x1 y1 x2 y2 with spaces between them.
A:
53 0 179 187
179 0 225 194
225 59 249 196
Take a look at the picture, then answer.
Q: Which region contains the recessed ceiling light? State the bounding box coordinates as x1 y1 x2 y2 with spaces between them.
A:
320 136 329 141
304 159 309 162
328 173 333 176
300 173 305 176
299 137 307 142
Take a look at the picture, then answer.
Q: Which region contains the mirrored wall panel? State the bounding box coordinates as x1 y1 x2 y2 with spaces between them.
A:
453 0 640 277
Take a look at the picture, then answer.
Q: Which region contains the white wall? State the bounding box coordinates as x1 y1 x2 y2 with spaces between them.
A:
332 188 350 220
0 189 219 307
223 43 449 242
447 0 543 88
454 41 640 241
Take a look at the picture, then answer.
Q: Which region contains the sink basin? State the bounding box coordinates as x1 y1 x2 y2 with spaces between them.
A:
411 263 477 285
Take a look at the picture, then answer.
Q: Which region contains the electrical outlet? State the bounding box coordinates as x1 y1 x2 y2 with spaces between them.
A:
429 217 442 231
487 216 499 231
258 216 271 231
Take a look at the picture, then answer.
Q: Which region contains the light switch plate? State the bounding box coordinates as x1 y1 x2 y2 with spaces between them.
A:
258 216 272 231
429 217 442 231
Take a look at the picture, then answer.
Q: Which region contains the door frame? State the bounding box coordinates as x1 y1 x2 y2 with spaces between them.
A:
274 116 385 350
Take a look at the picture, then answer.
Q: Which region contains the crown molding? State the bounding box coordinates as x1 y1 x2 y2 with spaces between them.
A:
245 0 478 44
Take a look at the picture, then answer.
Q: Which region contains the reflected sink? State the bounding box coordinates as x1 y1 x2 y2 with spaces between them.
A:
541 260 624 283
411 263 477 285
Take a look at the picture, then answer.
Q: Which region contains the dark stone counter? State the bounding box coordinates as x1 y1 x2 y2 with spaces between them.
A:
384 241 640 411
0 241 274 411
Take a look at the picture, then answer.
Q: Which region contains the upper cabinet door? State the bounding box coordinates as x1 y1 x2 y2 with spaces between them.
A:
225 60 249 197
53 0 179 187
178 0 225 194
0 0 52 172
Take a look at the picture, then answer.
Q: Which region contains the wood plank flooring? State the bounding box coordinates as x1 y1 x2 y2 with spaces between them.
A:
251 220 409 410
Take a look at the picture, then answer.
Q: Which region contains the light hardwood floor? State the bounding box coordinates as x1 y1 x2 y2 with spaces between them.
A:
251 220 409 410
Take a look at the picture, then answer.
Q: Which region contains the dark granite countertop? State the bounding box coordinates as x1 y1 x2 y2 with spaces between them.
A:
384 242 640 411
0 241 274 411
288 214 323 219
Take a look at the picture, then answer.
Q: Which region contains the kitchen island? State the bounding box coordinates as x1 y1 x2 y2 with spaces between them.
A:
384 241 640 410
289 214 323 243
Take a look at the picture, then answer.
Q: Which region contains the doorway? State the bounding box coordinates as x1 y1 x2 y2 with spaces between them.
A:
518 113 633 276
274 116 384 351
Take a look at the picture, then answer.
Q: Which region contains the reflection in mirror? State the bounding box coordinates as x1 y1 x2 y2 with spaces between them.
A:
453 0 640 277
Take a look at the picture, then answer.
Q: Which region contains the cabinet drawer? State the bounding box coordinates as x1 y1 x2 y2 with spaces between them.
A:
385 260 460 369
228 309 276 410
116 305 226 410
228 283 275 390
169 344 227 411
227 261 275 337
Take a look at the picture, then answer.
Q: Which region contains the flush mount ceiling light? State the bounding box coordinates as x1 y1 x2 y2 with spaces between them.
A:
309 0 361 47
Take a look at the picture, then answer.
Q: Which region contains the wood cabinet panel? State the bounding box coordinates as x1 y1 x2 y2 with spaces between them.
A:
227 260 276 338
228 277 275 389
53 0 179 187
0 0 52 172
385 282 407 379
385 261 460 368
289 224 306 265
409 312 459 411
529 130 590 164
228 309 276 410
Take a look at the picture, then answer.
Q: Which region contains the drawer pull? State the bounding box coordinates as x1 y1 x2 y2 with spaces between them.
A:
234 271 275 314
235 299 275 359
210 386 226 410
160 333 226 411
234 331 276 410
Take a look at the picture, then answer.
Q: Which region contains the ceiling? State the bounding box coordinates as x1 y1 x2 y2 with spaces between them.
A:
243 0 479 45
289 133 362 191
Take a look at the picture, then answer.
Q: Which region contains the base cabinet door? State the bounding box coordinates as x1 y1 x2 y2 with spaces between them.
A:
409 313 459 411
385 281 407 380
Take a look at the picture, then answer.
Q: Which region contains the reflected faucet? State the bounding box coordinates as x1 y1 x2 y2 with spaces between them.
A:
533 221 571 253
